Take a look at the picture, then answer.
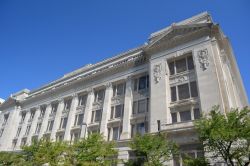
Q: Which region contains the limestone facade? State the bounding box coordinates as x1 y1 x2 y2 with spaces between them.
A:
0 12 248 165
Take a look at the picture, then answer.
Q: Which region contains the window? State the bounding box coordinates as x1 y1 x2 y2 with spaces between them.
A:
0 129 4 137
176 58 187 73
71 132 80 142
3 114 9 124
40 105 46 118
56 134 64 141
64 99 72 110
107 127 122 141
25 125 31 136
12 140 17 149
113 83 125 97
20 112 26 123
16 127 21 137
131 122 148 137
94 89 105 102
194 108 200 119
21 138 27 146
110 104 124 119
132 99 148 115
91 109 102 123
51 103 58 114
190 81 198 97
171 87 177 102
78 94 87 106
47 120 54 132
168 54 194 75
35 123 42 134
170 82 198 102
187 55 194 70
171 112 177 123
133 75 149 91
74 113 84 126
180 110 191 122
30 110 36 121
59 117 68 129
178 83 190 100
95 110 102 122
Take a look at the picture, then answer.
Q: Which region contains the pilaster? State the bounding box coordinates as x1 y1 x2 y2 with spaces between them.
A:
16 111 30 149
64 94 78 141
120 76 133 139
100 82 113 139
80 88 94 138
27 107 40 144
38 104 51 139
50 99 64 141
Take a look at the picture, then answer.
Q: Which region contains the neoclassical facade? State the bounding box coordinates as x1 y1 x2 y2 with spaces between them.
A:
0 12 248 165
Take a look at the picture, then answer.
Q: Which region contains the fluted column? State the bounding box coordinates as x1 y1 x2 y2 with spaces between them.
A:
50 99 64 141
27 107 40 144
38 104 51 139
121 76 133 139
80 88 94 138
64 94 78 141
100 83 113 139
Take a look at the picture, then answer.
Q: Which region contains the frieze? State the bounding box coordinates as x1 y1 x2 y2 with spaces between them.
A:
197 49 209 71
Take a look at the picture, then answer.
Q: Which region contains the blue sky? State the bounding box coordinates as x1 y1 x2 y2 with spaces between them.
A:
0 0 249 102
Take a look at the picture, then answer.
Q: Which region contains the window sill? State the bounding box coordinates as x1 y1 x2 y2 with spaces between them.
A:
169 69 195 78
170 97 199 107
163 121 195 132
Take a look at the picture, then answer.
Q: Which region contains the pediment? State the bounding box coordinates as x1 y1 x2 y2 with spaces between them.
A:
147 23 212 50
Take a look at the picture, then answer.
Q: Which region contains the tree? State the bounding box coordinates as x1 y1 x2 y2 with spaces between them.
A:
73 133 118 166
0 151 25 166
195 106 250 166
128 133 178 166
21 138 74 166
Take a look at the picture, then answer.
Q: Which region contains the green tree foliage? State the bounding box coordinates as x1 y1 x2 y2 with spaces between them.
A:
0 151 25 166
73 133 118 166
195 106 250 166
21 139 73 166
128 133 178 166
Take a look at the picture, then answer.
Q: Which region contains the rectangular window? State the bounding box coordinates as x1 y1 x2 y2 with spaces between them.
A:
178 83 190 100
30 110 36 121
132 101 137 115
35 123 42 134
176 58 187 73
194 108 200 119
171 112 177 123
91 111 95 123
169 61 175 75
107 128 111 141
110 107 114 119
180 110 191 122
113 83 125 97
139 76 147 90
64 99 72 110
0 129 4 137
40 105 46 117
77 114 84 126
187 55 194 70
112 127 119 140
25 125 31 135
51 103 58 114
78 94 87 106
138 99 147 113
95 89 105 102
47 120 54 131
133 79 138 91
95 109 102 122
115 105 123 118
137 122 146 135
190 81 198 97
3 114 9 123
16 127 21 137
20 112 26 123
171 86 177 102
62 117 68 129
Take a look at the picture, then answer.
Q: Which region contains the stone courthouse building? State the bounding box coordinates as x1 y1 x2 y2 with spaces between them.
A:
0 12 248 165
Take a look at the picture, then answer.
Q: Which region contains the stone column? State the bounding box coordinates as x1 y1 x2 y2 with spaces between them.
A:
100 82 113 139
120 76 133 139
64 94 78 141
38 104 51 139
80 88 94 138
16 111 30 149
50 99 64 141
27 107 40 144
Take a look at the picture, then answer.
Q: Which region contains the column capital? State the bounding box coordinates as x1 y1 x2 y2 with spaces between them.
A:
105 82 112 89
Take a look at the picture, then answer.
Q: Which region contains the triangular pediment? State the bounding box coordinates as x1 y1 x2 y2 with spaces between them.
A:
147 23 212 49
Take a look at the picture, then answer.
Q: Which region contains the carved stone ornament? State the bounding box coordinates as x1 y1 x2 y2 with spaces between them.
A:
197 49 209 71
153 64 162 84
